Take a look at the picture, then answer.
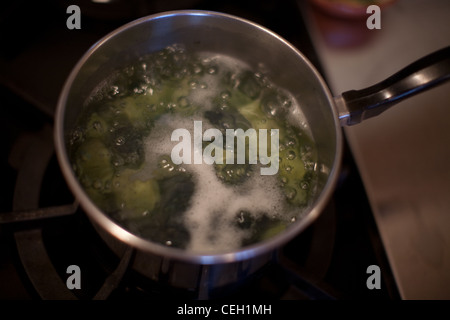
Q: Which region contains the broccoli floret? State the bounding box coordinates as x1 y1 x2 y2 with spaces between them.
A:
108 124 145 169
278 145 308 206
73 138 114 190
112 168 160 219
135 172 194 248
236 213 288 247
204 107 253 184
236 70 263 100
204 108 251 133
278 125 318 207
72 138 118 213
84 112 108 139
225 86 313 207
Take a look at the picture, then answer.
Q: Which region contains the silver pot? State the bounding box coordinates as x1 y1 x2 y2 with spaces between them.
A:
54 10 450 294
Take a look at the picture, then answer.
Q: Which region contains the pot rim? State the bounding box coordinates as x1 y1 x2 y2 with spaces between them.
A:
54 9 343 265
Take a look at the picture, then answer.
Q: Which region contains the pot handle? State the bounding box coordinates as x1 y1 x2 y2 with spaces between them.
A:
335 46 450 126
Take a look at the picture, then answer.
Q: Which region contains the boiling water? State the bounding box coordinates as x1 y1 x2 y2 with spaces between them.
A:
69 45 318 254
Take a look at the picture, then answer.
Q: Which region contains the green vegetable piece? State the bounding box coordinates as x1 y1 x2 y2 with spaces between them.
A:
112 168 160 219
138 173 194 248
239 214 287 246
204 108 251 132
84 112 109 139
235 98 284 140
226 87 312 207
204 107 253 184
237 70 263 100
257 220 287 241
278 145 307 206
74 138 114 190
108 125 144 169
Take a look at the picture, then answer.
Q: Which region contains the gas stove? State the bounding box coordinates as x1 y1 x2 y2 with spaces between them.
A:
0 0 398 300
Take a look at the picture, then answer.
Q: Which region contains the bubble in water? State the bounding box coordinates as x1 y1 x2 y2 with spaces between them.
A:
93 180 103 190
207 66 218 75
286 150 296 160
109 85 120 96
92 121 102 132
238 71 261 99
113 157 124 167
70 128 83 145
282 98 292 108
178 96 190 108
305 161 316 171
285 187 297 200
192 64 203 74
159 157 175 172
300 144 312 158
219 103 229 111
262 100 278 118
220 90 231 100
190 80 199 89
286 139 296 147
167 102 177 110
115 136 125 146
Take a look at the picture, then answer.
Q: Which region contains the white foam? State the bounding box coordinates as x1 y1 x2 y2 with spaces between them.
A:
188 53 247 110
182 162 287 253
139 112 291 253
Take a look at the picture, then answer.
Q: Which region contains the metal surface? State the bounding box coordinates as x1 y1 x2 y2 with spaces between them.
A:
338 46 450 126
9 123 77 299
